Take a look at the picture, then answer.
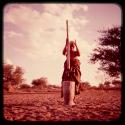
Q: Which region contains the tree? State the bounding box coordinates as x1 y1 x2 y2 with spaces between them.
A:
91 85 98 90
31 77 48 88
90 26 121 78
3 63 14 83
104 81 111 89
12 66 24 86
3 63 25 91
98 83 104 89
20 84 31 89
112 80 121 89
80 81 91 90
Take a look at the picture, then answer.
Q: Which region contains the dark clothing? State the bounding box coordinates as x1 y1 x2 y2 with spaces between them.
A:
61 58 81 97
62 59 81 84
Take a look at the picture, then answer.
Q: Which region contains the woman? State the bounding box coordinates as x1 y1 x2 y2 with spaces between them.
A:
61 39 81 97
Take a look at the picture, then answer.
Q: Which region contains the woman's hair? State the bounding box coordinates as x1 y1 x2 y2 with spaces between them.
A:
70 41 75 47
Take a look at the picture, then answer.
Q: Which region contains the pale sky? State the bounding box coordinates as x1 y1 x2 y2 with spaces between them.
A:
3 3 121 86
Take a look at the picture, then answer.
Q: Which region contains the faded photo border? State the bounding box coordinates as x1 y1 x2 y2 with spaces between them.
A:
1 1 124 125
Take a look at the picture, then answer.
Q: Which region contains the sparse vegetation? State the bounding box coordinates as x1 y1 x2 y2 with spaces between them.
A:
31 77 48 88
20 84 31 89
3 63 25 92
80 81 91 91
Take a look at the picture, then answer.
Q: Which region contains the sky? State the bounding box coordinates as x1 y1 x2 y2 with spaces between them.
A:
3 3 121 86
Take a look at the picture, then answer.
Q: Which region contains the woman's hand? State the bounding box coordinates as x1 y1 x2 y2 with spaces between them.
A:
74 40 80 56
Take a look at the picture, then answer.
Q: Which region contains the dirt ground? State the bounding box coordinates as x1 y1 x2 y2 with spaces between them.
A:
3 89 121 121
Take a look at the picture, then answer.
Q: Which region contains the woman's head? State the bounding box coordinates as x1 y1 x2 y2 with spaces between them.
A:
70 41 75 47
70 41 75 50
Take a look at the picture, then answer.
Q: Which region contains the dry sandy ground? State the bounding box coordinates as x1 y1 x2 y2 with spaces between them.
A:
3 89 121 121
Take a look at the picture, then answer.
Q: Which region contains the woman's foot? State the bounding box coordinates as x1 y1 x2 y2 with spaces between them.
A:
69 101 76 106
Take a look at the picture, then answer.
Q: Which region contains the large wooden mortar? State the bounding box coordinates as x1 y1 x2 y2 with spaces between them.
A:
62 81 75 106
